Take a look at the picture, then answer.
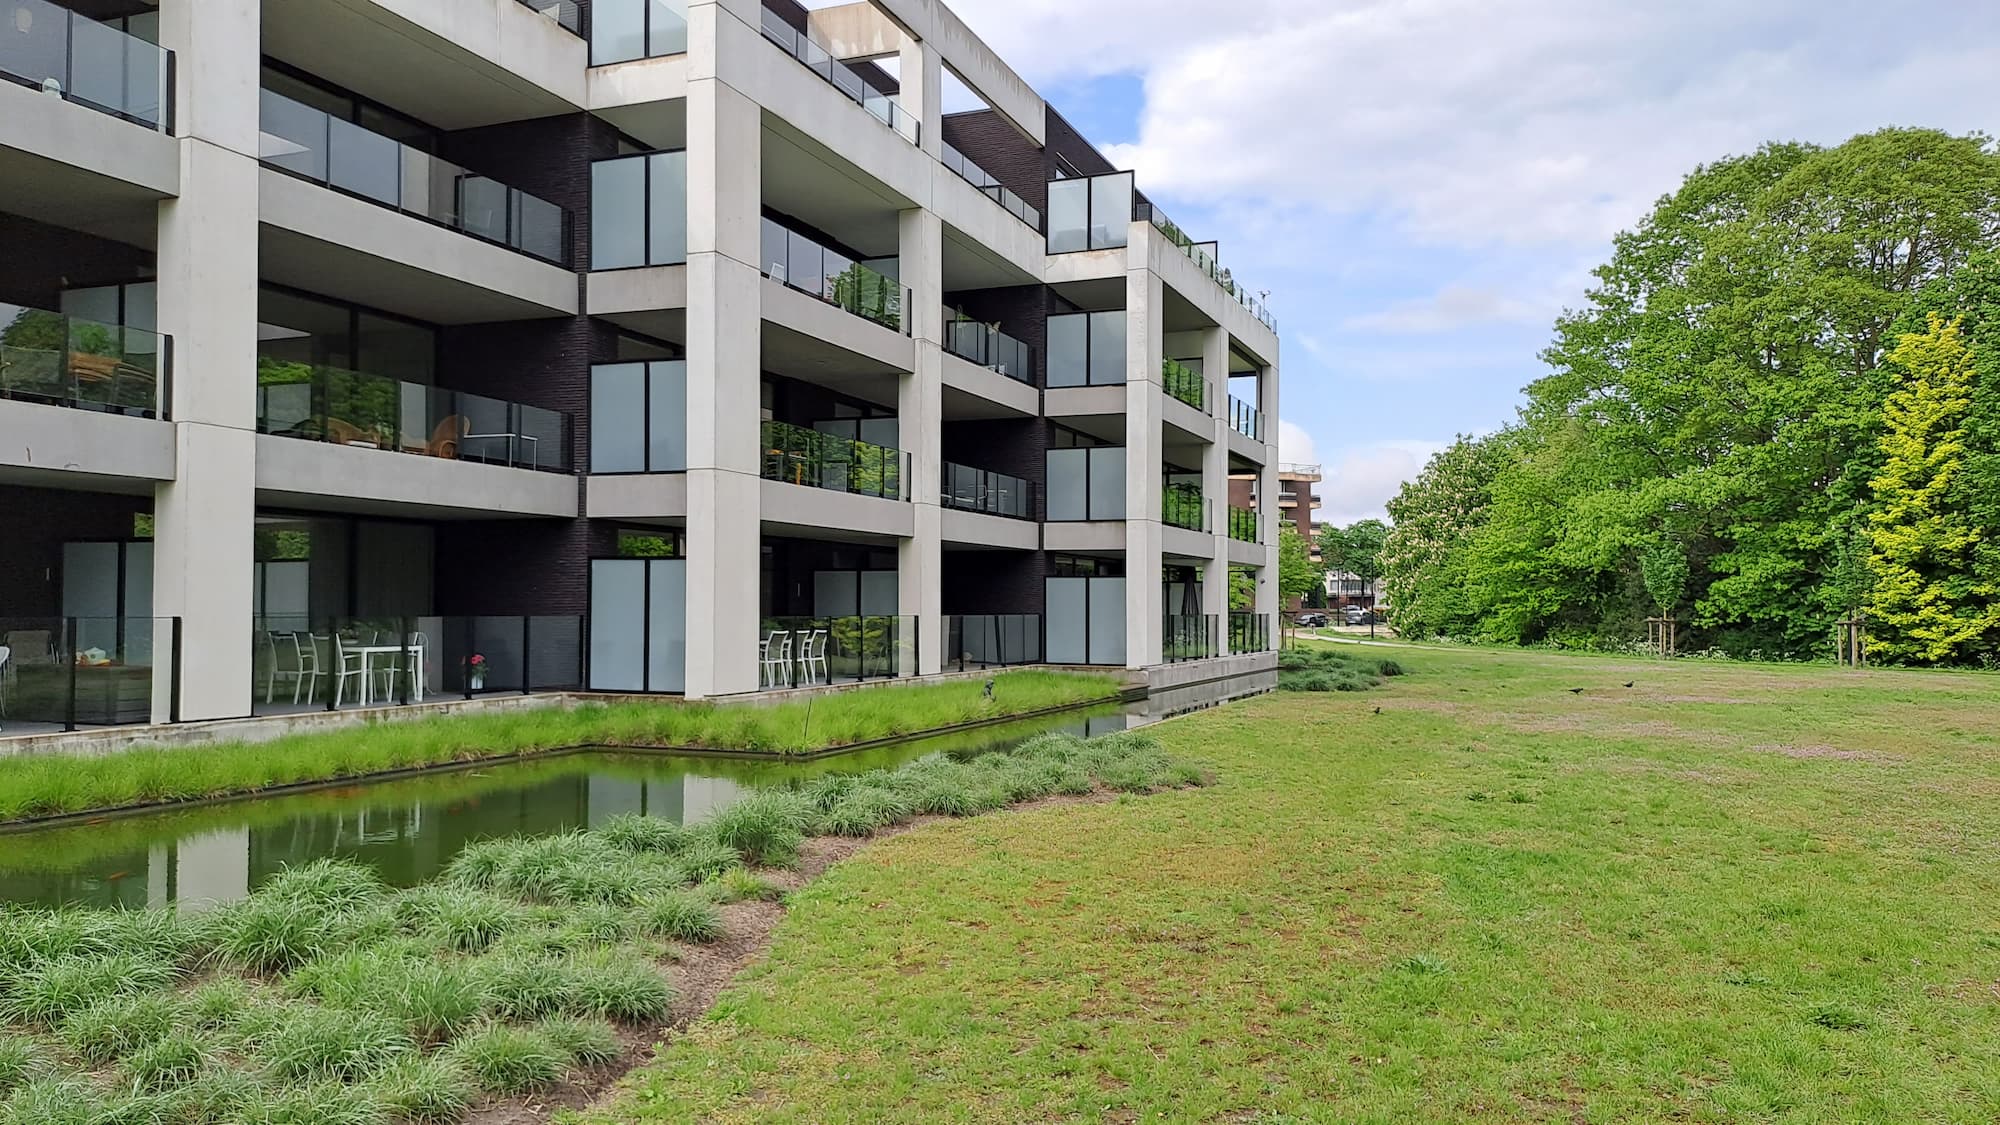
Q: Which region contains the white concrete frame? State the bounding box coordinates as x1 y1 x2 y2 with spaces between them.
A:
0 0 1282 717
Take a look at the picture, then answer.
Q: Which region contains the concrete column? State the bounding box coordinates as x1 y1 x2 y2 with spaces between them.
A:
898 208 943 675
683 12 765 698
1200 326 1231 655
1124 261 1164 669
150 0 260 723
898 35 944 160
1256 360 1281 639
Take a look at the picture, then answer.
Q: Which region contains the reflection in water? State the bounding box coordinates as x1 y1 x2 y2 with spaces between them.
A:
0 707 1140 910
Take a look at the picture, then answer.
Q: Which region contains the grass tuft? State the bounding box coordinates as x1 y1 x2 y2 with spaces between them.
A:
0 1039 37 1096
565 948 674 1023
0 1076 96 1125
636 891 724 943
259 1005 412 1083
596 814 689 855
2 953 178 1028
241 1080 388 1125
369 1056 474 1124
444 1023 566 1095
392 885 530 954
120 1031 210 1091
703 792 816 866
536 1015 623 1067
62 991 184 1063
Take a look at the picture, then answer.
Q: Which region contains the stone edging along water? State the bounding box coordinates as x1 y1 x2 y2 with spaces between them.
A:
0 690 1145 835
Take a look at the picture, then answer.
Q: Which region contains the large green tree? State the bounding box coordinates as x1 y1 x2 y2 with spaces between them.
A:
1388 126 2000 658
1864 314 1994 662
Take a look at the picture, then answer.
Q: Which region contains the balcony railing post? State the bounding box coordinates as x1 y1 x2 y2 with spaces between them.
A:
521 616 533 695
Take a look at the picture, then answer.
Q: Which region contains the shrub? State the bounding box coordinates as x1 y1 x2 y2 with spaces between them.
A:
566 949 674 1023
1376 659 1405 677
392 885 528 954
674 836 744 883
153 1065 259 1124
259 1005 412 1083
369 1056 474 1124
121 1031 210 1091
705 868 784 905
293 948 486 1043
637 891 723 943
473 953 571 1021
444 1024 565 1095
596 813 688 855
704 792 815 866
257 860 387 911
536 1015 622 1067
241 1081 388 1125
62 990 184 1063
3 953 177 1028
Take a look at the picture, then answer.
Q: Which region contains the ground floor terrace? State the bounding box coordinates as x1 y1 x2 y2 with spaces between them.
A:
0 484 1276 736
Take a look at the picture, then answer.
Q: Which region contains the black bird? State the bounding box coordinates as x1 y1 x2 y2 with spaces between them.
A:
1568 687 1585 694
1623 681 1635 688
1372 706 1381 715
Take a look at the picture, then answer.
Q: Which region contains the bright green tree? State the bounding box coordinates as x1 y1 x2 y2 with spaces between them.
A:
1865 314 1994 662
1640 541 1688 619
1276 524 1319 646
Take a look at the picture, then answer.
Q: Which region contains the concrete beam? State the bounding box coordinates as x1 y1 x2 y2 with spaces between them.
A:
0 404 176 484
254 437 579 518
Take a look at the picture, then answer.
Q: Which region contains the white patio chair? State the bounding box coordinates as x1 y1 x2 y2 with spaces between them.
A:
263 632 314 705
326 633 371 707
799 629 830 685
0 645 11 720
759 630 791 688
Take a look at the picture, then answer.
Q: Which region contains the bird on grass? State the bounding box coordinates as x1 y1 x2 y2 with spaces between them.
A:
1623 681 1635 689
1568 687 1585 695
1372 706 1381 715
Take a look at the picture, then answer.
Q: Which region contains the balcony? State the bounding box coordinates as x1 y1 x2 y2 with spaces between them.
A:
945 615 1044 671
941 142 1041 231
1163 358 1207 412
256 358 571 473
758 7 918 145
943 309 1033 384
0 1 171 132
258 89 569 266
1229 395 1264 441
590 0 687 64
0 616 178 732
1162 483 1208 532
1138 202 1278 332
941 462 1035 520
1228 505 1259 543
761 420 908 501
1228 611 1272 653
517 0 584 35
0 305 166 419
757 615 915 690
761 219 905 333
1164 615 1219 663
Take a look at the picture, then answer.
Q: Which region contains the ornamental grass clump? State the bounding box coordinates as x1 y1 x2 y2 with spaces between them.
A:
0 1076 97 1125
637 891 724 943
595 813 689 855
703 792 815 866
1 952 178 1028
443 1023 565 1095
120 1031 210 1091
369 1056 474 1124
535 1015 622 1067
565 948 674 1023
0 1039 37 1095
259 1005 412 1083
391 885 529 954
60 991 184 1063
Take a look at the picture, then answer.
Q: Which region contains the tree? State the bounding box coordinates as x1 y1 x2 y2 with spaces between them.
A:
1864 314 1994 662
1383 432 1515 639
1276 524 1319 646
1640 541 1688 619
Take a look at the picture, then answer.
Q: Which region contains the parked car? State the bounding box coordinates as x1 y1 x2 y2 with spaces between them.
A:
1294 612 1328 628
1343 605 1368 625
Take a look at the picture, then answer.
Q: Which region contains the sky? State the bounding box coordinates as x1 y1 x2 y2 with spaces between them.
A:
913 0 2000 527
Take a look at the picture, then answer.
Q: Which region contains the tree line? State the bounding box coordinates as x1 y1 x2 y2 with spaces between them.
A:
1381 127 2000 664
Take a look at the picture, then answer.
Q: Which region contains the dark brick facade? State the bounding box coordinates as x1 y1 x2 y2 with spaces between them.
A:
439 112 624 273
940 109 1049 215
432 516 610 617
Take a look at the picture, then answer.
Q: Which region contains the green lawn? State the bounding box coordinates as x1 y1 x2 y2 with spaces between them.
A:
585 644 2000 1123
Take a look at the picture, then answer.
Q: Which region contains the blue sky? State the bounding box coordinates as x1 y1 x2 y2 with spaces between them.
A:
924 0 2000 525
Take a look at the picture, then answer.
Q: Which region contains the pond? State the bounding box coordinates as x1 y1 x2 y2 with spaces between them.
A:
0 706 1138 909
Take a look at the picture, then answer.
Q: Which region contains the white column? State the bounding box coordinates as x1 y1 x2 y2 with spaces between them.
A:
683 4 765 698
1200 326 1231 655
1124 262 1164 669
1255 362 1281 639
150 0 261 722
898 208 943 675
897 36 943 160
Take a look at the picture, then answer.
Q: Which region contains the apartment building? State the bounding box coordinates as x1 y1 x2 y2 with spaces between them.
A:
0 0 1281 732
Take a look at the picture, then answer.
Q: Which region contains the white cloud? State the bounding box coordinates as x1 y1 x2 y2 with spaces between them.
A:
1318 441 1446 527
1342 284 1545 334
1277 419 1320 467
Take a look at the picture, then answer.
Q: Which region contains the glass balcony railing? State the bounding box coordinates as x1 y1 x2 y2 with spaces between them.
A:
0 616 180 728
946 615 1043 671
943 309 1033 383
942 461 1035 520
0 0 171 131
761 419 908 500
1138 201 1278 331
515 0 583 35
1228 611 1272 654
258 89 569 265
940 142 1041 231
1229 394 1264 441
1047 171 1133 254
590 0 688 64
1228 505 1260 543
758 615 914 690
252 615 583 712
1164 614 1218 663
1162 485 1208 532
758 7 918 145
0 305 166 418
1162 358 1207 412
255 357 571 473
761 218 905 332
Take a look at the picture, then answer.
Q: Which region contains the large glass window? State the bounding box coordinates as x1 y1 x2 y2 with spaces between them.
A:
591 152 686 269
591 0 689 65
1046 172 1131 254
1046 310 1126 387
1045 447 1125 521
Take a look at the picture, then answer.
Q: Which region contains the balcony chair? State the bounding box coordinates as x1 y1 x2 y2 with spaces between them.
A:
797 629 830 685
425 416 464 460
324 633 373 707
260 631 317 706
759 631 792 689
3 631 52 665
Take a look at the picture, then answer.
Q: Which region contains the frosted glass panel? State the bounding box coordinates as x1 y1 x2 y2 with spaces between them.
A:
859 571 898 616
1090 173 1131 249
1088 448 1126 520
1089 312 1127 386
647 151 687 265
1047 314 1087 387
646 559 686 693
1046 578 1087 663
1046 448 1088 521
647 362 686 471
589 560 646 691
1088 577 1126 665
591 364 645 473
813 571 859 617
591 158 645 269
1047 179 1089 254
